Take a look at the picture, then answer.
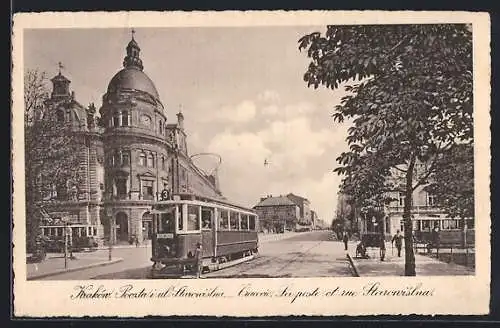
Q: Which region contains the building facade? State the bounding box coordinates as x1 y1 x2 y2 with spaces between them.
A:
37 35 223 244
286 193 312 225
253 195 300 233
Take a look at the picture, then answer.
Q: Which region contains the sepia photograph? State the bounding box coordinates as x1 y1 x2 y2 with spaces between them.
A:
12 11 491 317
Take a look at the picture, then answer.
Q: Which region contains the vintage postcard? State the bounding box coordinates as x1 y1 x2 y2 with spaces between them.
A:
12 11 491 317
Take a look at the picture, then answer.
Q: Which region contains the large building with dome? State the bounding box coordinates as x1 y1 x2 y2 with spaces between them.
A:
38 35 223 245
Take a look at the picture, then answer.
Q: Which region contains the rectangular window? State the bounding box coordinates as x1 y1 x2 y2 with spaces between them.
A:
467 219 474 229
399 192 405 207
159 208 175 233
122 112 129 126
187 205 200 231
122 152 130 166
219 210 229 230
147 154 154 168
116 178 127 198
240 214 249 230
142 180 154 200
177 205 184 231
428 194 436 206
201 207 213 229
249 215 256 231
113 114 120 127
138 152 147 166
230 212 239 230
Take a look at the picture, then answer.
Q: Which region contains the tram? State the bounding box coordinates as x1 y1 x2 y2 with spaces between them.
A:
150 193 259 278
40 223 99 252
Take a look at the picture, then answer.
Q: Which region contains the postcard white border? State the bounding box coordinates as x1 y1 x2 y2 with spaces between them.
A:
12 11 491 317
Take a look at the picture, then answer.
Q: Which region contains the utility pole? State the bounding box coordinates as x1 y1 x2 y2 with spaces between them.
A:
108 216 113 261
64 221 69 269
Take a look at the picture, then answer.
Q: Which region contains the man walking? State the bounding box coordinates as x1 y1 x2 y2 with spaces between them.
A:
342 231 349 251
391 230 403 257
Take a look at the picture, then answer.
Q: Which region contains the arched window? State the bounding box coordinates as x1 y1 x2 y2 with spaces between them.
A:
113 112 120 127
138 152 147 166
122 111 129 126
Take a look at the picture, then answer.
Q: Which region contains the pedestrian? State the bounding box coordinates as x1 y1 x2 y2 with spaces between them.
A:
135 235 139 248
194 242 203 278
342 231 349 251
391 230 403 257
379 234 386 261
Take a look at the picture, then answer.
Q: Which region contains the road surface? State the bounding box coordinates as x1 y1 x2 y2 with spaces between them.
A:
37 230 354 280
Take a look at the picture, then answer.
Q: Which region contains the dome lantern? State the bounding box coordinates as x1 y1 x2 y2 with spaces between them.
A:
122 29 144 71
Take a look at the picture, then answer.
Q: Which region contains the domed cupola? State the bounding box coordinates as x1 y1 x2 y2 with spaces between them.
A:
106 32 161 102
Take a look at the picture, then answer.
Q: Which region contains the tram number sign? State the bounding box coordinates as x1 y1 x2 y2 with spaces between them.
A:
157 233 174 239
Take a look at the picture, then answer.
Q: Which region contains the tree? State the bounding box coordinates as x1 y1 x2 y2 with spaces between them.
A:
299 24 473 276
24 69 81 253
425 142 474 243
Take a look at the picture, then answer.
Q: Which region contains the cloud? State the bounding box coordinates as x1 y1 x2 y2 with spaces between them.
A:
257 90 281 103
203 112 349 224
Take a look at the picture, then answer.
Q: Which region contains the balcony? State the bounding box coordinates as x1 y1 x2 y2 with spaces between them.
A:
387 205 441 214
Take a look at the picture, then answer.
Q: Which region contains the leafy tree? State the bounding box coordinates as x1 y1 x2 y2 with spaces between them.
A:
425 142 474 232
24 69 81 253
299 24 473 276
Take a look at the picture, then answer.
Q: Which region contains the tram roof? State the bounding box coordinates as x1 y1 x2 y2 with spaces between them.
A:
153 192 257 214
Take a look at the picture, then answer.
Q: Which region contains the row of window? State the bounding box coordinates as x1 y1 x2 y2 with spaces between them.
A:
158 205 257 232
42 226 98 237
113 177 169 200
397 193 436 207
108 111 168 136
107 150 169 171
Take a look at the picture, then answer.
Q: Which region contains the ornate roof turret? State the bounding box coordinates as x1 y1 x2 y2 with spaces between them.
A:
122 29 144 71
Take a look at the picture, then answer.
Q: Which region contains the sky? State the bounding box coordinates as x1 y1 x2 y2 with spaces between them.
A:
24 27 351 224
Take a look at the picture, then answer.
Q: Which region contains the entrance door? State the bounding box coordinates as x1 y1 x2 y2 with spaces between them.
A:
115 212 129 241
142 212 153 240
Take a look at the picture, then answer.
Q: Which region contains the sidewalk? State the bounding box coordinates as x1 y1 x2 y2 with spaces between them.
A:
348 242 475 276
27 250 123 280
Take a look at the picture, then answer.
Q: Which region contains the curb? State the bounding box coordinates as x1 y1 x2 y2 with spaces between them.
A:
346 253 360 277
27 257 124 280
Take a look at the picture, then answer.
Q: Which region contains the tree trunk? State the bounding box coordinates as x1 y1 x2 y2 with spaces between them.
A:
403 154 417 276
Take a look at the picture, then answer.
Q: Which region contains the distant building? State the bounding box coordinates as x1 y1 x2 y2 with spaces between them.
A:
253 195 299 233
286 193 312 225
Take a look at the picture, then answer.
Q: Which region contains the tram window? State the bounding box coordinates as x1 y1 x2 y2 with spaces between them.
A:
467 219 474 229
187 205 200 231
160 210 175 233
443 220 450 230
178 205 184 230
230 212 239 230
249 216 256 231
82 228 87 237
201 207 213 229
93 227 97 236
240 214 249 230
422 220 431 231
219 210 229 230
